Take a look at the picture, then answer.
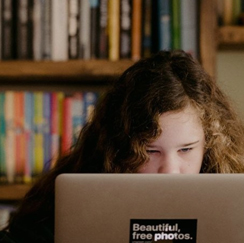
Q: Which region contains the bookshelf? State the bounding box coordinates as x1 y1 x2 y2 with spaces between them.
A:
0 0 217 201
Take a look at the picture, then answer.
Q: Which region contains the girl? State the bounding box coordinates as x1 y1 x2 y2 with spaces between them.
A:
1 50 244 242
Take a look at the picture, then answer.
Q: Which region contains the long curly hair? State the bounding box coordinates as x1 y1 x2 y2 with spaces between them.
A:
7 50 244 233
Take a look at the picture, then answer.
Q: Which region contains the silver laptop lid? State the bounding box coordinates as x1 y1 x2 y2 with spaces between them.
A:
55 174 244 243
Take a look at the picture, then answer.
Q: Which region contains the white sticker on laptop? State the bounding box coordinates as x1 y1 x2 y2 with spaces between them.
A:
130 219 197 243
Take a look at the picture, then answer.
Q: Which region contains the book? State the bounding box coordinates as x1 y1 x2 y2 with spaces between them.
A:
33 0 43 60
108 0 120 61
98 0 108 59
171 0 181 50
68 0 79 59
2 0 15 60
43 92 52 171
120 0 131 59
180 0 198 58
142 0 151 57
71 93 84 144
61 95 73 154
79 0 91 59
151 0 159 54
0 93 6 183
4 91 15 183
14 92 25 183
90 0 99 59
52 0 68 61
131 0 142 61
42 0 51 60
158 0 172 51
24 92 34 183
33 92 44 177
50 92 64 168
16 0 32 59
84 91 98 123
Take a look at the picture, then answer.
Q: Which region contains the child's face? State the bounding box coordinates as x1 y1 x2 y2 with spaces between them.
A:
139 106 205 174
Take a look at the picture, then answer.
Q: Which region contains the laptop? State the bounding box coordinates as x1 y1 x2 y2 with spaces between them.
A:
55 174 244 243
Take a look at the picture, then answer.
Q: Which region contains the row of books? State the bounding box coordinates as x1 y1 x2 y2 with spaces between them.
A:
0 0 199 61
218 0 244 26
0 91 99 184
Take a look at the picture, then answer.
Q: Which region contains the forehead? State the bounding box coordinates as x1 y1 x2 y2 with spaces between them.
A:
158 106 203 137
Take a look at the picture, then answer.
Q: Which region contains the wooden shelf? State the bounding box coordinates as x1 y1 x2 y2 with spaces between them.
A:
218 26 244 50
0 59 134 85
0 184 31 201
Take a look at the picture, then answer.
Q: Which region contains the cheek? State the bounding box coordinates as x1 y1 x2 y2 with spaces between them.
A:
182 149 204 173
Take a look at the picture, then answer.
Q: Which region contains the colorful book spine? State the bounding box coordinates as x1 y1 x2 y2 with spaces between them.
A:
131 0 142 61
42 0 51 59
43 92 52 171
61 95 73 154
33 0 43 60
4 91 15 183
171 0 181 50
158 0 171 51
180 0 198 58
24 92 34 183
14 92 25 183
79 0 91 59
120 0 131 59
52 0 68 61
71 93 84 144
223 0 233 25
0 93 6 183
84 91 98 123
33 92 44 177
98 0 108 59
2 0 14 60
142 0 151 58
68 0 80 59
16 0 32 59
90 0 99 59
50 92 64 167
108 0 120 61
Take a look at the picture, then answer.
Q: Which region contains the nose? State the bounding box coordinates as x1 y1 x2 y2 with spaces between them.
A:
157 155 181 174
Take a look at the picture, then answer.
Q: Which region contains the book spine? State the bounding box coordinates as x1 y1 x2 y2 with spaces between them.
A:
90 0 99 59
16 0 29 59
50 92 64 168
180 0 198 58
120 0 131 59
79 0 91 59
98 0 108 59
158 0 171 51
4 91 15 183
2 0 14 60
61 95 73 154
33 92 44 177
41 0 51 60
71 93 84 144
84 91 98 123
233 0 241 24
171 0 181 49
0 93 6 183
141 0 151 58
131 0 142 61
43 92 52 171
33 0 43 60
14 92 25 183
108 0 120 61
24 92 34 183
68 0 79 59
52 0 68 61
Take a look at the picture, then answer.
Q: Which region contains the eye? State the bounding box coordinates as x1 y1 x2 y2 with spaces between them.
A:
146 150 160 154
178 148 193 153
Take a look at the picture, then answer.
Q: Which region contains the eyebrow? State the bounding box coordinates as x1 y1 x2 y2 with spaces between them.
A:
180 140 200 147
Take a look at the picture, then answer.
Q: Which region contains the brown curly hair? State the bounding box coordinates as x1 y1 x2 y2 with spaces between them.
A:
7 50 244 236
